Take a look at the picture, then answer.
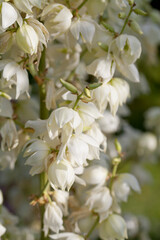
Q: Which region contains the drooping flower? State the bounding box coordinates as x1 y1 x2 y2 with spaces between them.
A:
99 214 128 240
43 202 64 236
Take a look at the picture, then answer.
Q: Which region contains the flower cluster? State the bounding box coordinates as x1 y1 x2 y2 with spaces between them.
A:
0 0 159 239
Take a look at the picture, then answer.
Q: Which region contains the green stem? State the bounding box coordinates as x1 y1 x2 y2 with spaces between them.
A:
85 216 99 239
120 3 135 35
73 93 82 110
72 0 89 15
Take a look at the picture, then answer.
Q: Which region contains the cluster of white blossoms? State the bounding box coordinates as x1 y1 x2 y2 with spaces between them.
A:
0 0 158 239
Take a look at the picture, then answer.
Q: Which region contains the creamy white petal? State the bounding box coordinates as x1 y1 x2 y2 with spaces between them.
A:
2 2 18 29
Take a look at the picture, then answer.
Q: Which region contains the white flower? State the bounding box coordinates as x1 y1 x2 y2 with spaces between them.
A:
112 173 141 202
53 190 69 216
82 165 108 186
16 23 39 55
70 17 95 45
0 223 6 237
98 111 120 134
0 97 13 118
0 189 3 205
0 119 18 151
50 232 84 240
113 34 142 65
41 3 72 38
93 78 130 115
137 132 157 155
86 186 112 222
43 202 64 236
13 0 32 14
1 60 29 99
26 18 49 47
99 214 128 240
24 139 50 176
47 107 82 141
48 160 75 191
86 56 116 81
1 2 18 29
86 0 108 18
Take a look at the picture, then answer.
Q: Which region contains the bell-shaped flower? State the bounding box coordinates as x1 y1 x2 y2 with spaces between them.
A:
48 160 75 191
41 3 72 38
93 78 130 115
24 139 51 176
43 202 64 236
52 190 69 216
13 0 33 14
26 18 49 47
1 60 29 99
16 23 39 55
0 97 13 118
86 56 116 81
98 110 120 134
86 123 107 159
86 0 108 18
1 2 18 29
113 34 142 65
82 165 108 186
0 119 19 151
0 223 6 238
112 173 141 202
47 107 82 141
50 232 84 240
86 186 112 222
70 17 95 45
99 214 128 240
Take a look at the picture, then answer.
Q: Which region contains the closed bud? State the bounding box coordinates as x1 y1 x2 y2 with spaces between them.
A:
118 12 126 19
60 79 78 94
129 20 143 35
16 24 39 55
115 139 122 153
134 8 148 16
127 0 134 6
101 22 115 33
112 157 121 165
88 82 103 90
84 88 91 98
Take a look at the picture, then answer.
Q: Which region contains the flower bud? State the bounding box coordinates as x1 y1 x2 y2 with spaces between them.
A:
16 24 39 55
88 82 103 90
134 8 148 16
84 88 91 98
127 0 134 6
60 79 78 94
129 20 143 35
118 12 126 19
99 214 128 240
48 160 75 191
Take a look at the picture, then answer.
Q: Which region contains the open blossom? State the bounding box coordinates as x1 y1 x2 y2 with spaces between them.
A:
99 214 128 240
70 17 96 45
0 60 29 99
48 160 75 191
0 119 18 151
43 202 64 236
41 3 72 38
93 78 130 115
47 107 82 141
86 56 116 81
1 2 22 29
112 173 141 202
86 186 112 222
